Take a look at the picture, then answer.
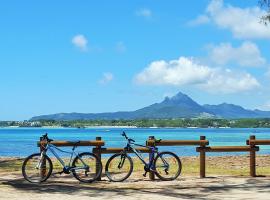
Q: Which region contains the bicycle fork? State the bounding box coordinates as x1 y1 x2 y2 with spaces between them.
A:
118 154 126 169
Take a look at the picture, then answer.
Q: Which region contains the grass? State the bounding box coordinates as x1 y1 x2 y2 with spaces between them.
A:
2 155 270 177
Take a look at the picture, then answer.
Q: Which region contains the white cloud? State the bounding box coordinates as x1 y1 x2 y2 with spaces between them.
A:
72 34 88 51
188 15 210 26
136 8 152 18
115 41 126 53
99 72 114 85
135 57 260 94
200 68 260 93
192 0 270 39
135 57 212 86
208 41 266 67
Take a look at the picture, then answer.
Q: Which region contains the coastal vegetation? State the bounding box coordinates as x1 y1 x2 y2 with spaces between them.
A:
1 118 270 128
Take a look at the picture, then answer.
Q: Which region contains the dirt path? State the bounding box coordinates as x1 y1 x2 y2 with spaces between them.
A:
1 173 270 200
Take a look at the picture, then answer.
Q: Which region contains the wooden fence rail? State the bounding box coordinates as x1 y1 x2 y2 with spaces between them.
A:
37 140 105 147
196 135 259 178
37 135 270 180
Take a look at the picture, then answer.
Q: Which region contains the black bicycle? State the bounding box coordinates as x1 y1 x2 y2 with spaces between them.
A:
22 133 102 183
105 132 182 182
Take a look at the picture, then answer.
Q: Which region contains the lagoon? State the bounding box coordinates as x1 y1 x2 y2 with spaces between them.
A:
1 127 270 157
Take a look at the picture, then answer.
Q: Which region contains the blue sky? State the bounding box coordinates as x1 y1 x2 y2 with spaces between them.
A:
1 0 270 120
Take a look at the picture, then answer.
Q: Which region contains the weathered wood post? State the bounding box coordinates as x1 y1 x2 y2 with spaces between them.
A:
148 136 155 180
199 136 206 178
249 135 256 177
95 136 102 181
39 136 46 177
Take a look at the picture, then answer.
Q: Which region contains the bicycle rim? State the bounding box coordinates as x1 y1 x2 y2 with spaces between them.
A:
72 152 102 183
105 153 133 182
22 153 52 183
154 152 182 181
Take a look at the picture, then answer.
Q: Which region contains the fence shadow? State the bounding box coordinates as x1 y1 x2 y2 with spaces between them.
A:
2 175 270 200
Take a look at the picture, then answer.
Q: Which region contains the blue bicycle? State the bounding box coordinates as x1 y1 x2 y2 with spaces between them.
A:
105 132 182 182
22 133 102 183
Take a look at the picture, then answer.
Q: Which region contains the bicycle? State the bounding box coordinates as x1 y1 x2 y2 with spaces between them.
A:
105 132 182 182
22 133 102 183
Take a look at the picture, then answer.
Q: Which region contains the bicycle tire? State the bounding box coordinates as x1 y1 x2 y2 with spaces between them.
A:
154 151 182 181
105 153 133 182
22 153 53 183
72 152 102 183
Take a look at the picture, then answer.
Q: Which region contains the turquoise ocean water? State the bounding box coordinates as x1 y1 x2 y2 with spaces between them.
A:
1 127 270 157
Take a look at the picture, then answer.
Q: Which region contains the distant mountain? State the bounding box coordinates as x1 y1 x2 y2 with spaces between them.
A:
203 103 259 118
30 92 270 121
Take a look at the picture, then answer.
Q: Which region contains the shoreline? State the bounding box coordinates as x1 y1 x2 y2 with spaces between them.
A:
1 126 267 129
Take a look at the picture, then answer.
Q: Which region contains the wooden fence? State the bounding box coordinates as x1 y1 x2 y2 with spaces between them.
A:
196 135 259 178
38 135 270 180
246 135 270 177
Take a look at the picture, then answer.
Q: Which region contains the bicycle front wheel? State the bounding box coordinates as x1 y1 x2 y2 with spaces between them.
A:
154 151 182 181
105 153 133 182
72 152 102 183
22 153 53 183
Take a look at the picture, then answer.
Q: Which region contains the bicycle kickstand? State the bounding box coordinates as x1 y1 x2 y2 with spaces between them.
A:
143 171 148 177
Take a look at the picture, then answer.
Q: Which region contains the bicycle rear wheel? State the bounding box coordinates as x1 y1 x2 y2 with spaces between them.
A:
72 152 102 183
22 153 53 183
105 153 133 182
154 151 182 181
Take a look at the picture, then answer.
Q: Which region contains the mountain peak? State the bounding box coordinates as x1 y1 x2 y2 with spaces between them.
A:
163 92 190 102
161 91 203 109
171 91 189 100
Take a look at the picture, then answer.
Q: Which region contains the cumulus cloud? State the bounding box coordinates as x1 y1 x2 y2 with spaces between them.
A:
99 72 114 85
72 34 88 51
208 41 266 67
200 68 260 93
191 0 270 39
135 57 212 86
135 8 152 18
135 57 260 94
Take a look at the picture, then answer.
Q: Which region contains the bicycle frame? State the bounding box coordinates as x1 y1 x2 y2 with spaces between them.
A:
123 141 157 169
42 143 88 171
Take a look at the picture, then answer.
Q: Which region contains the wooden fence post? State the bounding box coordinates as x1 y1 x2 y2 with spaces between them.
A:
199 136 206 178
95 136 102 181
148 136 155 180
249 135 256 177
39 136 46 177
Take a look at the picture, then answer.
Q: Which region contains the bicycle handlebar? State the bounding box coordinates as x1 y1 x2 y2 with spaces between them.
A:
122 131 135 143
122 131 161 145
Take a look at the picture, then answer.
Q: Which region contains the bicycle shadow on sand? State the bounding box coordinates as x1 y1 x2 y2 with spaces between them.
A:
2 175 270 200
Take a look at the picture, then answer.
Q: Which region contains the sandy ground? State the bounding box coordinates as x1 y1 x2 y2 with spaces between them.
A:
1 156 270 200
1 172 270 200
